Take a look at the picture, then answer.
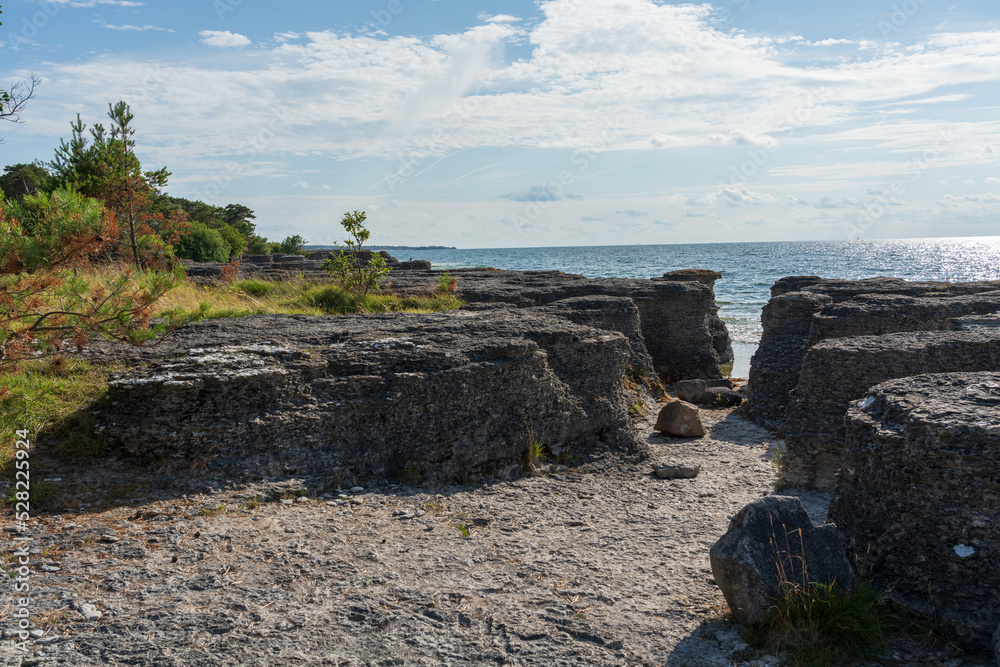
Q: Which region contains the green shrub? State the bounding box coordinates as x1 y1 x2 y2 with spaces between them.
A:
277 234 306 255
175 221 231 262
215 223 247 259
246 234 271 255
322 211 391 295
234 279 273 297
1 187 106 270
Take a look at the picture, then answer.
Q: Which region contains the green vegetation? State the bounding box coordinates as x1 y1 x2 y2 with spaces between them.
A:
437 272 457 293
745 582 911 667
323 210 391 295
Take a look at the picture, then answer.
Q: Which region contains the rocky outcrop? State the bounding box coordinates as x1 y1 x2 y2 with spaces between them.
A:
783 329 1000 489
389 269 733 382
828 373 1000 656
745 277 1000 431
532 296 656 380
710 496 856 626
96 311 645 486
182 250 420 282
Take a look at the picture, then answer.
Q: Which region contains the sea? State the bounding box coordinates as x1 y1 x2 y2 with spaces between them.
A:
385 237 1000 378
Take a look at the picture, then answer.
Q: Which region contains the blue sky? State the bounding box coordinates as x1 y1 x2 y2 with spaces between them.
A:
1 0 999 247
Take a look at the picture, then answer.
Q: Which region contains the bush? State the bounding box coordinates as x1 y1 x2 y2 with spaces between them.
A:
277 234 306 255
1 187 107 271
322 210 391 295
175 221 231 262
246 235 271 255
216 223 247 259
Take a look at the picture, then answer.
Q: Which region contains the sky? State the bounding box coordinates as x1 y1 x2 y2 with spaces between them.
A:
1 0 999 248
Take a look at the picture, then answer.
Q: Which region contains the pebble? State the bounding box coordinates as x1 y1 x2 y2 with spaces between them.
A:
350 486 365 493
295 496 310 503
280 499 294 505
654 463 701 480
40 564 61 572
78 604 102 621
30 630 44 638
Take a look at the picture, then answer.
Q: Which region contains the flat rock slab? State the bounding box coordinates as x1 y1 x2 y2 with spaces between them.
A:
829 372 1000 656
96 311 644 486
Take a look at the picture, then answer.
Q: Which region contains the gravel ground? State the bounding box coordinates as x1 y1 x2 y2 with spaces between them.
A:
0 406 988 666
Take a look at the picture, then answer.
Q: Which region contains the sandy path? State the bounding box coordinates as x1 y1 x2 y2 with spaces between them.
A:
2 405 799 666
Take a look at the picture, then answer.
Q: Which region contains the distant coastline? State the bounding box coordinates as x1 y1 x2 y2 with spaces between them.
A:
303 245 457 251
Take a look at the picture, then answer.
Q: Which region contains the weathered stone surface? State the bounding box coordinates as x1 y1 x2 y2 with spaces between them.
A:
660 268 722 288
745 278 1000 431
710 496 856 626
653 401 706 438
706 378 734 389
674 379 707 403
784 330 1000 490
700 386 743 408
994 623 1000 667
388 268 733 382
653 462 700 479
95 311 645 485
533 295 657 380
828 373 1000 655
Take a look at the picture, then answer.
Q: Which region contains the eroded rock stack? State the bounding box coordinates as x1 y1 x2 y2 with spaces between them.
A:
744 276 1000 489
96 311 645 486
827 373 1000 656
389 268 733 382
183 250 430 281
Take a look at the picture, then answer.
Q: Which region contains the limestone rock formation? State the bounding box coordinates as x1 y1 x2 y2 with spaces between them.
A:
654 401 706 438
783 329 1000 489
388 269 734 382
745 277 1000 432
710 496 856 626
96 311 646 486
828 373 1000 656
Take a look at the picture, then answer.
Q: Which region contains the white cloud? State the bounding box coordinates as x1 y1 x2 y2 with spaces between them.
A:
199 30 251 48
101 23 173 32
689 186 777 207
17 0 1000 183
479 14 521 23
708 129 778 148
987 177 1000 183
938 193 1000 206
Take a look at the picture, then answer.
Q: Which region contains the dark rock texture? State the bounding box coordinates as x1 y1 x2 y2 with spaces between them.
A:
660 268 722 288
828 373 1000 656
783 329 1000 489
710 496 856 626
96 312 644 485
746 277 1000 431
389 268 733 382
532 296 656 380
182 250 418 282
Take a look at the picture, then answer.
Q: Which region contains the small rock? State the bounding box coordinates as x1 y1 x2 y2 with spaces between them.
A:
280 498 294 505
39 564 61 572
674 379 707 403
295 496 309 503
701 386 743 408
78 604 102 621
349 486 365 494
654 463 701 479
654 401 707 438
29 630 44 638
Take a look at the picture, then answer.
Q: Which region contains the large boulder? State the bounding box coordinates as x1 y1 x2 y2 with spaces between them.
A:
653 401 706 438
673 379 707 403
710 496 856 626
95 311 645 486
828 372 1000 656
